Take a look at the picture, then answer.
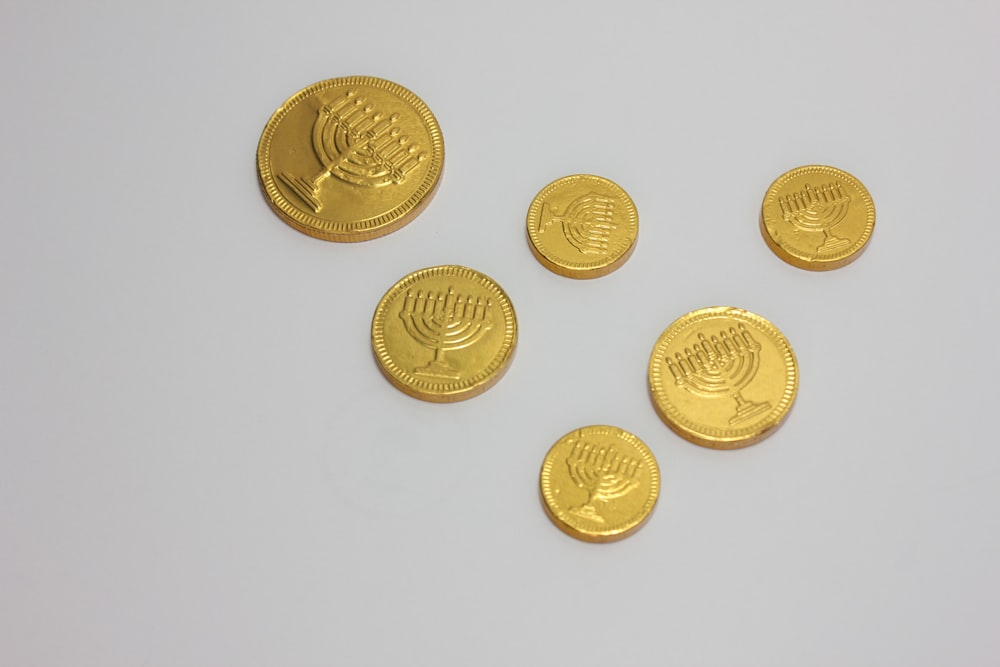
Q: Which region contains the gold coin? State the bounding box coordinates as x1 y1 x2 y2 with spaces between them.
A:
526 174 638 278
760 165 875 270
257 76 444 242
648 307 798 449
371 265 517 402
540 425 660 543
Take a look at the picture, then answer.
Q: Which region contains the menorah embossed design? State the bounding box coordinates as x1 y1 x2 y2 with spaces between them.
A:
778 181 852 253
665 325 772 426
279 90 426 212
539 192 616 254
399 287 493 379
565 438 641 523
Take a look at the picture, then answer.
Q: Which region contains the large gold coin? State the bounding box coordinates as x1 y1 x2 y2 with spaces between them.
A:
648 307 798 449
371 265 516 402
526 174 638 278
257 76 444 242
760 165 875 270
540 425 660 543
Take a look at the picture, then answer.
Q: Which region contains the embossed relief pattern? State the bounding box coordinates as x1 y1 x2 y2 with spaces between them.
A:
398 287 493 379
564 438 641 523
538 192 617 254
665 325 771 426
280 90 426 212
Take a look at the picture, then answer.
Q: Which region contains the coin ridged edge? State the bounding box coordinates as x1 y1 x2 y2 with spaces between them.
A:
539 426 660 543
257 76 444 242
759 165 875 270
648 307 798 449
371 265 517 403
526 175 638 279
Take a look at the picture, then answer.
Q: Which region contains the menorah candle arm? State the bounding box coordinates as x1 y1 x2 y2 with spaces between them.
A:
421 292 439 317
566 452 584 489
729 329 748 354
704 336 724 365
666 358 683 383
588 445 607 471
717 332 735 357
574 460 598 491
689 347 707 372
675 353 694 378
438 320 487 348
473 298 488 322
368 130 397 157
681 347 700 373
808 184 821 205
339 100 370 130
382 136 413 165
403 313 446 350
395 148 424 178
562 197 587 220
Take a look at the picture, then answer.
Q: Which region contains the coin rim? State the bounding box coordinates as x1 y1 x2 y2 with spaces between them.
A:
526 174 639 279
648 306 798 449
759 164 875 271
539 425 660 543
257 76 445 242
371 265 517 403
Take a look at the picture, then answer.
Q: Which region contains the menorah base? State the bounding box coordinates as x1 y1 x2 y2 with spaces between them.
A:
413 359 460 380
817 234 850 253
729 400 772 426
279 172 323 212
568 504 605 524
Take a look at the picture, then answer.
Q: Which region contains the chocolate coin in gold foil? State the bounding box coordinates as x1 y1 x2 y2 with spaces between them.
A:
760 165 874 270
371 265 516 402
649 307 798 449
540 425 660 543
526 175 638 278
257 76 444 242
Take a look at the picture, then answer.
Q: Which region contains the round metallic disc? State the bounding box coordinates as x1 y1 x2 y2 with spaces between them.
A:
540 425 660 543
526 174 638 278
760 165 875 270
257 76 444 242
648 307 798 449
371 265 517 402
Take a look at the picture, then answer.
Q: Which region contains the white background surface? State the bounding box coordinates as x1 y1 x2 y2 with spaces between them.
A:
2 1 999 665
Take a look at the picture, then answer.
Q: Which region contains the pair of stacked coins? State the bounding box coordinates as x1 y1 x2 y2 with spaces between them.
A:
257 76 875 543
541 305 799 543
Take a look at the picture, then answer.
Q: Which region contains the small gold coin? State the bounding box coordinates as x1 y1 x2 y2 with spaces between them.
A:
526 174 638 278
648 307 798 449
371 265 517 402
760 165 875 270
540 425 660 543
257 76 444 242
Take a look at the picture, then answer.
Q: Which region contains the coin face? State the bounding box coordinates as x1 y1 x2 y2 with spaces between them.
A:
526 174 638 278
371 265 517 402
648 307 798 449
540 425 660 543
760 165 875 270
257 76 444 242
